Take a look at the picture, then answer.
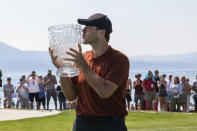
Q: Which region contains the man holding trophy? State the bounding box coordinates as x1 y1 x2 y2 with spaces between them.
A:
49 13 129 131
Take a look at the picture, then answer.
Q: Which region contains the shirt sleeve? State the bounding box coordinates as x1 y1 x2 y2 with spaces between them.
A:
133 81 136 85
3 85 5 91
142 80 146 89
193 81 196 87
179 84 182 94
12 85 14 90
104 55 130 86
43 76 47 82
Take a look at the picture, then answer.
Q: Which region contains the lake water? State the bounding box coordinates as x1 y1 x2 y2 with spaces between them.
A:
0 70 197 110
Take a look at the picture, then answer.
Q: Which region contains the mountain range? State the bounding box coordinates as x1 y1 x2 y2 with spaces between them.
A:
0 41 197 73
0 41 54 73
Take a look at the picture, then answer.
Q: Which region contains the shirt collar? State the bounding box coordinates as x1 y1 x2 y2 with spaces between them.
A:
90 45 112 62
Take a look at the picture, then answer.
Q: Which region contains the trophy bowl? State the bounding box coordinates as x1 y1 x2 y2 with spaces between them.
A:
48 24 82 77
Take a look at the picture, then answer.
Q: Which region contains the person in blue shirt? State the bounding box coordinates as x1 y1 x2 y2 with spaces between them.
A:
38 76 46 110
57 82 66 110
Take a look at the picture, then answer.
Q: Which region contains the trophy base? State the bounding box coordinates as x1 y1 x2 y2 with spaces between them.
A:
56 66 80 77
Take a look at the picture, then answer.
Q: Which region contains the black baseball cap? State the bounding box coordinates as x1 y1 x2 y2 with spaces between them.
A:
31 71 36 76
154 70 159 73
77 13 112 34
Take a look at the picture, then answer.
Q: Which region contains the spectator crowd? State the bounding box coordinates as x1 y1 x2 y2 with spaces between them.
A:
125 70 197 112
1 69 197 113
0 70 74 110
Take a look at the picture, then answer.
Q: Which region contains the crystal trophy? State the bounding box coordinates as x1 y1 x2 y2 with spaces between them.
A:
48 24 82 77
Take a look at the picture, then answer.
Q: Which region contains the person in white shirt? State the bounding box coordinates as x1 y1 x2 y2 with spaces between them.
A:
166 74 173 112
171 76 182 112
16 78 29 109
27 71 40 109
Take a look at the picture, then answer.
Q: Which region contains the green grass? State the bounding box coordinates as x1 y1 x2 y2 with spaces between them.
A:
0 110 197 131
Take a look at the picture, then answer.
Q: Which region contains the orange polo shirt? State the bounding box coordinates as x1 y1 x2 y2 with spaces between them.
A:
72 46 130 117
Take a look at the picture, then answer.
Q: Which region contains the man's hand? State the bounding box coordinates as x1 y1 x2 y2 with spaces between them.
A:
49 47 64 68
65 44 88 71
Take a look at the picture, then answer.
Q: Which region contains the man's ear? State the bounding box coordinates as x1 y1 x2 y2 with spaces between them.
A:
99 29 106 37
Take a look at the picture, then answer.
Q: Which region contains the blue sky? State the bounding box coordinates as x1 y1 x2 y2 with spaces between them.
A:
0 0 197 56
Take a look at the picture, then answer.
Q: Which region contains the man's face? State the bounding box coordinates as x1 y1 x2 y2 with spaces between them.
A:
169 75 172 80
136 76 140 80
39 77 42 82
32 73 35 79
48 71 51 76
160 76 164 81
7 79 11 84
181 78 186 83
155 72 159 77
148 71 152 78
21 80 24 84
82 26 99 45
22 76 26 81
174 77 178 84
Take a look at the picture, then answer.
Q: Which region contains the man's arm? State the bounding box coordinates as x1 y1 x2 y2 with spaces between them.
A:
60 77 77 101
24 86 29 91
3 88 6 98
192 82 197 92
128 79 132 95
26 75 31 83
16 86 20 93
82 66 119 99
133 81 136 89
11 86 14 94
53 76 57 84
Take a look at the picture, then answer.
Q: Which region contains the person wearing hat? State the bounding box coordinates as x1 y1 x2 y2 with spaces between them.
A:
133 73 145 110
49 13 129 131
192 74 197 112
27 71 40 109
3 77 14 108
43 70 57 110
